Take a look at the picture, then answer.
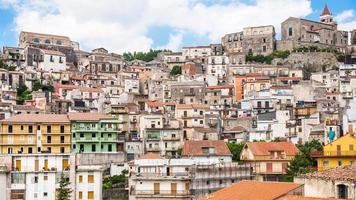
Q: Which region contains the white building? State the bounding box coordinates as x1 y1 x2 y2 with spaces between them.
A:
38 49 67 72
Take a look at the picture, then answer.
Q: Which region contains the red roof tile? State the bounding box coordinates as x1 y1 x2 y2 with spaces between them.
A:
245 142 298 156
199 180 302 200
182 140 231 156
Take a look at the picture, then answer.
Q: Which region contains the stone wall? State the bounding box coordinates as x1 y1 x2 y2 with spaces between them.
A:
283 52 339 70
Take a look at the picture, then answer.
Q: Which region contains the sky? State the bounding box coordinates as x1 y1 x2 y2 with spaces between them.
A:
0 0 355 53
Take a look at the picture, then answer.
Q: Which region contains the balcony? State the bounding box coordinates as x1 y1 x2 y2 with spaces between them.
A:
311 151 356 157
135 190 192 197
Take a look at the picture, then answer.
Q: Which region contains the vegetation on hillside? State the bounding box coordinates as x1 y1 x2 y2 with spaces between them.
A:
170 65 182 75
32 79 54 92
16 85 32 105
122 49 170 62
282 140 323 182
246 50 290 64
103 170 128 190
0 59 16 71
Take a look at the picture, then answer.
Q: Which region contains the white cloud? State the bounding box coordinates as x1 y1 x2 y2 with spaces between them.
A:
158 33 183 51
2 0 313 53
335 10 354 23
335 9 356 34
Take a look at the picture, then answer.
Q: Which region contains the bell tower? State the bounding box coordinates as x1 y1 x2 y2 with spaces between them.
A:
320 4 334 24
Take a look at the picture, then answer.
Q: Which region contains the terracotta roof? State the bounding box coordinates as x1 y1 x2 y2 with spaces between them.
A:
2 114 69 123
138 153 162 160
67 113 113 121
199 180 302 200
320 4 331 16
245 142 298 156
278 195 338 200
56 84 103 93
298 165 356 182
277 77 301 81
182 140 231 156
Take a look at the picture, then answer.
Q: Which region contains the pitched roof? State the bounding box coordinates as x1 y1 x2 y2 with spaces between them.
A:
2 114 69 123
182 140 232 156
67 113 113 121
245 142 298 156
298 165 356 182
278 195 337 200
199 180 302 200
320 4 331 16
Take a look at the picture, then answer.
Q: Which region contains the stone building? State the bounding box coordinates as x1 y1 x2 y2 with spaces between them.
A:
278 5 348 52
221 25 276 55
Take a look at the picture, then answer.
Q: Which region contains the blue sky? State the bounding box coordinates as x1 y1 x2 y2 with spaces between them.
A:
0 0 355 53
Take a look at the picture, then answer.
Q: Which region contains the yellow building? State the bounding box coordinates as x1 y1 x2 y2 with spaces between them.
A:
0 114 71 154
314 133 356 171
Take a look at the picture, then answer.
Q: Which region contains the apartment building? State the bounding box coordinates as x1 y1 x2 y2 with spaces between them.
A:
175 104 210 140
68 113 123 153
0 114 71 154
129 153 253 200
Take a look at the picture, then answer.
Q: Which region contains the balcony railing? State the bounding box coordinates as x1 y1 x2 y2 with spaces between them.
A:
312 151 356 157
135 190 192 196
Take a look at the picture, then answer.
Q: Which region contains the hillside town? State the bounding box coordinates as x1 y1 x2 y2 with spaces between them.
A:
1 4 356 200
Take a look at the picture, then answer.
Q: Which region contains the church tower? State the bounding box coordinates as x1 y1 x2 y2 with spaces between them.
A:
320 4 335 25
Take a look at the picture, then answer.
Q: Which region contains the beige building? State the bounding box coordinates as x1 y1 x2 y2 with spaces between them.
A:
240 142 298 181
279 5 348 52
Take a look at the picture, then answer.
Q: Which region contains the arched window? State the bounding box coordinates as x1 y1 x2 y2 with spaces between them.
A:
45 39 51 44
56 40 62 45
33 38 40 43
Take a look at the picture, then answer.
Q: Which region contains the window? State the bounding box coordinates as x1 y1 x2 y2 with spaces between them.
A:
44 175 48 181
33 38 40 43
92 133 96 138
47 136 51 144
79 191 83 200
29 125 33 133
351 161 355 166
20 125 24 131
79 175 83 183
80 144 84 152
288 26 293 36
60 147 65 153
60 135 65 143
47 126 51 133
60 125 65 133
108 144 112 152
88 191 94 200
28 147 32 154
350 144 354 151
8 125 13 133
44 192 48 197
34 176 38 183
50 55 54 62
92 144 96 152
88 175 94 183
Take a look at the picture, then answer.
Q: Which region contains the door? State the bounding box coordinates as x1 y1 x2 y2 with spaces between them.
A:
154 183 160 195
266 163 273 173
15 160 21 171
62 159 69 171
185 182 190 194
44 159 48 170
35 160 39 171
171 183 177 195
282 163 288 173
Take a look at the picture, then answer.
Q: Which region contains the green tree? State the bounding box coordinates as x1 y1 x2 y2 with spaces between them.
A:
0 58 16 71
283 140 323 182
226 142 245 162
170 65 182 75
123 49 170 62
57 173 71 200
16 85 32 105
32 79 54 92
